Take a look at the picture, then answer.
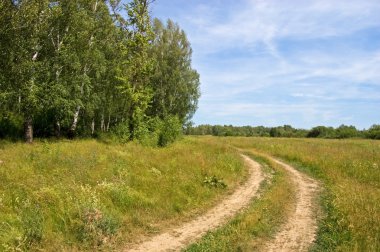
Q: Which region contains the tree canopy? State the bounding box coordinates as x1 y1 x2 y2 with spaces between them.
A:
0 0 200 146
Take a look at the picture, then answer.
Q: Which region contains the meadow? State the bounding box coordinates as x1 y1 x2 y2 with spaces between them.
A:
0 138 245 251
223 137 380 251
0 136 379 251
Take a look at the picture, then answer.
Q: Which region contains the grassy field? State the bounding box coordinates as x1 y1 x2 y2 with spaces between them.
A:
224 137 380 251
1 136 379 251
0 137 246 251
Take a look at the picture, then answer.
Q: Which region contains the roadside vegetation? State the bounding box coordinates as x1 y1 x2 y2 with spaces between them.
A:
225 137 380 251
0 137 245 251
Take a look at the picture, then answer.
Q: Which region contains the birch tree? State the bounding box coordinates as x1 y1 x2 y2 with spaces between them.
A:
0 0 50 143
150 18 200 123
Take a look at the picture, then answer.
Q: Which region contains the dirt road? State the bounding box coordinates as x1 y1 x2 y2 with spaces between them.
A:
263 157 320 252
126 154 320 252
125 154 265 252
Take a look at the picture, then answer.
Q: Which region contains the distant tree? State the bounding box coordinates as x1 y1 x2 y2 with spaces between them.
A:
307 126 336 138
366 124 380 139
336 124 358 139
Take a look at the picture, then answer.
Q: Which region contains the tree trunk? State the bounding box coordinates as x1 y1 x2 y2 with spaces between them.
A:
24 117 33 143
69 1 99 137
101 114 105 132
54 120 61 138
91 118 95 135
71 106 80 131
106 114 110 132
69 106 80 138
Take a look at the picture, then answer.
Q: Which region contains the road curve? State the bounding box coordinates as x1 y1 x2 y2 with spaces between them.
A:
125 154 265 252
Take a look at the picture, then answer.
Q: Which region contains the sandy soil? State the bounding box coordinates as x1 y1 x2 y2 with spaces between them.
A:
125 154 265 252
263 157 320 252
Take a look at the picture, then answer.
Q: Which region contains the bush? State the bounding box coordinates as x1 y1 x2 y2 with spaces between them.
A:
158 115 183 147
135 117 161 147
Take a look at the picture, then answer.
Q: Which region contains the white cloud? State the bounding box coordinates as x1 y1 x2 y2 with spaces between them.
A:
186 0 380 54
152 0 380 128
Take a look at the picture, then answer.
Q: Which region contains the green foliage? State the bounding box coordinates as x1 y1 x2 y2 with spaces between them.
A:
110 121 130 143
158 115 183 147
0 112 23 139
149 19 201 122
203 176 227 189
336 124 359 139
0 0 200 145
366 124 380 139
307 126 336 138
187 124 367 139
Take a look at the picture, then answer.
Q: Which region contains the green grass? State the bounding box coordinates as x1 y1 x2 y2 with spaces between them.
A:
224 137 380 251
2 136 378 251
185 154 295 251
0 137 246 251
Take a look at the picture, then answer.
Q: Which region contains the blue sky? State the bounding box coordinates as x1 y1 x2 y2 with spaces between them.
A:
150 0 380 129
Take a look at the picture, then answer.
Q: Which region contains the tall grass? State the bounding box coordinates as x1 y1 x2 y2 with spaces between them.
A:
225 137 380 251
0 137 245 251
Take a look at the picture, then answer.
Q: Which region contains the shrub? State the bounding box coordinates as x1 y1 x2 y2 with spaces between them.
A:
110 121 130 143
203 175 227 189
76 208 119 246
158 115 183 147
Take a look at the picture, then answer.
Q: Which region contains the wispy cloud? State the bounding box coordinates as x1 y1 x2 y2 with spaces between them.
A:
152 0 380 129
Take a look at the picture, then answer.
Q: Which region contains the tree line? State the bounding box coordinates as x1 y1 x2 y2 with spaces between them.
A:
186 124 380 139
0 0 200 146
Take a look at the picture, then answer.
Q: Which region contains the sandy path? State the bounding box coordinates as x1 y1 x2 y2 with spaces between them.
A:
263 157 320 252
125 154 265 252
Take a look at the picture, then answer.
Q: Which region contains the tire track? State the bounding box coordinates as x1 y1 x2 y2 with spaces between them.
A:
263 157 320 252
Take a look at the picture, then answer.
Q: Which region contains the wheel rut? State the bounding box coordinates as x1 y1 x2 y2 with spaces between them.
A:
263 157 320 252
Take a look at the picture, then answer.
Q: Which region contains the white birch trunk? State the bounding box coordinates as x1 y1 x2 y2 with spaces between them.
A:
91 118 95 135
69 1 99 133
106 114 110 132
101 114 105 132
70 106 81 132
